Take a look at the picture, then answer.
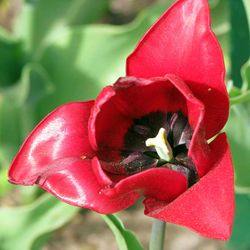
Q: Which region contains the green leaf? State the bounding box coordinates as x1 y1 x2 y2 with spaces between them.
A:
241 0 250 91
0 194 79 250
229 0 250 87
0 30 24 87
242 59 250 91
15 0 109 54
0 92 23 165
210 0 231 72
230 61 250 105
101 214 144 250
18 63 54 137
0 168 13 198
0 63 53 167
227 194 250 250
33 0 231 118
211 0 229 36
35 2 176 118
227 80 242 98
243 0 250 30
230 90 250 106
225 103 250 191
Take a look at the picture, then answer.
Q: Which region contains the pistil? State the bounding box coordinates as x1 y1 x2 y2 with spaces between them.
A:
145 128 173 162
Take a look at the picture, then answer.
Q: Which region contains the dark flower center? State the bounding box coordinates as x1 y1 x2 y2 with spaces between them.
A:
100 111 198 186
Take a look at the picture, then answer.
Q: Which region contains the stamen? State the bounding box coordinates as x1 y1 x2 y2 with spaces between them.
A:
145 128 173 162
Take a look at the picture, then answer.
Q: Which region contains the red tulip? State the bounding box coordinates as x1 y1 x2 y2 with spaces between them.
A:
9 0 234 240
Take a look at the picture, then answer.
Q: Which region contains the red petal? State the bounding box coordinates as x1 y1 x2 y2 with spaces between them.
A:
126 0 229 138
105 167 188 202
38 157 139 213
90 75 210 177
89 77 191 152
164 75 211 177
144 133 234 240
9 101 95 185
88 85 132 151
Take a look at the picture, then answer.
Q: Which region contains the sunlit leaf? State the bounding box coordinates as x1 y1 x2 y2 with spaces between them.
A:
14 0 109 53
0 168 12 198
229 61 250 104
227 194 250 250
0 63 53 167
101 214 144 250
243 0 250 29
229 0 250 87
225 103 250 191
242 59 250 91
210 0 230 73
0 194 79 250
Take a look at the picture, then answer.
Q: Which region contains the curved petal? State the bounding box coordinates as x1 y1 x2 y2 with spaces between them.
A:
166 74 210 177
37 157 139 213
88 84 132 151
9 101 95 185
126 0 229 138
144 133 234 240
90 75 210 177
89 76 189 152
104 167 188 202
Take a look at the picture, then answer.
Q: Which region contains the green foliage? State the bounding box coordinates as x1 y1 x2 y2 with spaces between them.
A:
0 63 53 167
101 214 144 250
210 0 231 71
36 6 168 117
15 0 110 54
0 168 12 197
0 194 79 250
229 0 250 87
243 0 250 30
0 31 24 87
225 103 250 191
229 56 250 104
242 60 250 90
227 194 250 250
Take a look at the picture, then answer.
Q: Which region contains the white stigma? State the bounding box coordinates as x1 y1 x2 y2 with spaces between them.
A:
145 128 173 162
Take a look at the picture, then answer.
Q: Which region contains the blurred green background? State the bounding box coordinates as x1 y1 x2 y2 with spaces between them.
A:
0 0 249 249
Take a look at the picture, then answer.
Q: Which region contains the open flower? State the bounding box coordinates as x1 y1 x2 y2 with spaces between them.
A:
8 0 234 240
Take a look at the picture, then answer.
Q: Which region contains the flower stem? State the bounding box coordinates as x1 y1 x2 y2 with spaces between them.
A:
149 219 166 250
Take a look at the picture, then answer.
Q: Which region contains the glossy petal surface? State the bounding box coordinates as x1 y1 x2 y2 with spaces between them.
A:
9 101 95 185
144 133 234 240
127 0 229 138
39 158 139 213
105 167 188 202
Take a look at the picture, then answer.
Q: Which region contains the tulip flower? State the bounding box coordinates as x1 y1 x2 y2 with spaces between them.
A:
8 0 234 240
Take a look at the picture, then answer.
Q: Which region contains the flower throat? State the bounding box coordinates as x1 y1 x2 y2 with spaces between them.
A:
101 111 198 186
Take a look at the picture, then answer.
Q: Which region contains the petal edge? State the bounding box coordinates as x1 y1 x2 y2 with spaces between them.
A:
144 133 234 240
9 101 95 185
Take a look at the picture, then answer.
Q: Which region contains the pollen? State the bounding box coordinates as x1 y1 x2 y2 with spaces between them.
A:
145 128 173 162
